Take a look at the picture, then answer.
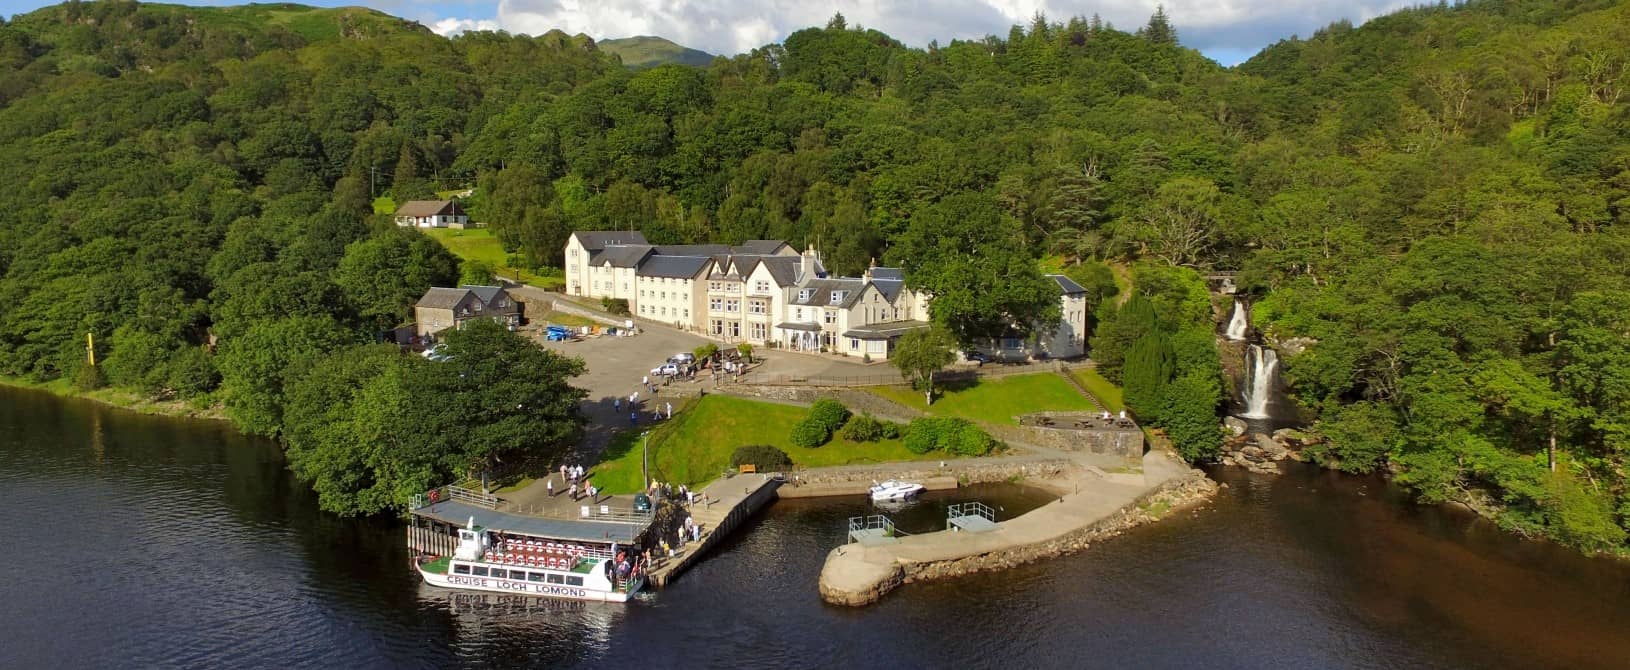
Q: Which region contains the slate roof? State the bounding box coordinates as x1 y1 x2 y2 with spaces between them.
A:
1047 274 1087 295
396 200 463 217
872 279 906 303
732 240 791 255
572 231 648 251
463 285 505 305
416 287 470 310
842 320 931 340
638 255 711 279
654 244 731 256
791 278 869 307
593 245 655 268
869 267 905 281
758 256 802 286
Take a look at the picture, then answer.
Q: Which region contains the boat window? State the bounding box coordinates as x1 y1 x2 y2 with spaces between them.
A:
547 574 564 584
472 566 489 577
527 572 546 583
565 576 585 586
509 570 527 580
452 564 470 575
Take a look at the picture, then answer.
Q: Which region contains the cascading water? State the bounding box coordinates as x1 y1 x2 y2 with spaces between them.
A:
1242 344 1278 419
1225 299 1249 341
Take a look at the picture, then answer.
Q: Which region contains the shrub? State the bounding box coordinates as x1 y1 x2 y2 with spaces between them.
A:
731 444 792 471
790 420 830 448
601 297 630 315
949 422 997 456
808 398 851 433
74 362 106 391
736 342 754 363
904 417 997 455
879 421 902 439
694 343 718 362
840 414 889 442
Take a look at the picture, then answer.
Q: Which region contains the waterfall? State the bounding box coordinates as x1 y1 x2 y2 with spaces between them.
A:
1243 344 1278 419
1225 299 1249 341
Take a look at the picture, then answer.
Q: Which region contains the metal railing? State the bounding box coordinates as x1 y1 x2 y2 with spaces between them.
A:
948 501 995 524
848 514 896 539
411 484 500 511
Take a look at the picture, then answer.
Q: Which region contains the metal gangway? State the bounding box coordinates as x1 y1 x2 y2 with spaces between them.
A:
410 484 500 510
848 515 898 545
947 501 998 533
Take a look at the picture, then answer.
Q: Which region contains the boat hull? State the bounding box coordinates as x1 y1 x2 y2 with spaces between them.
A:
417 565 640 603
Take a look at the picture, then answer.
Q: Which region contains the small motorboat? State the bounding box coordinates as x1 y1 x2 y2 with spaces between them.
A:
869 480 925 501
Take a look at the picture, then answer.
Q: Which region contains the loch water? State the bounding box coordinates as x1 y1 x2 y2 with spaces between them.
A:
4 384 1630 669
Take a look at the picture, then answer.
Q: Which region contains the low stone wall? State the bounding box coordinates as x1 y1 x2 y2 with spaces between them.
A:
1000 413 1145 458
722 385 921 423
506 287 627 328
780 457 1076 499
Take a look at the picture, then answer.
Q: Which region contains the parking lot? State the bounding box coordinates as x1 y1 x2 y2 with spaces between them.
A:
530 322 880 459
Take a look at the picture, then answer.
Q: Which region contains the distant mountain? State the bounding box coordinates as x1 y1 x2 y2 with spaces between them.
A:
597 36 714 68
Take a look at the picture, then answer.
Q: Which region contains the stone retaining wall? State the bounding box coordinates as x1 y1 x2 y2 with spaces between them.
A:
996 413 1145 458
783 457 1076 496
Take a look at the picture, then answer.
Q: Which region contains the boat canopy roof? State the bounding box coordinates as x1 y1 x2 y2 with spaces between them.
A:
413 500 647 544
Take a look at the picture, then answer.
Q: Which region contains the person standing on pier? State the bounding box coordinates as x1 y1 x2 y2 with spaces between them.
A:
666 402 672 419
569 482 578 500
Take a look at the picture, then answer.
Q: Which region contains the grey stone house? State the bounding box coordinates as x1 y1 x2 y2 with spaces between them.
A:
414 285 521 338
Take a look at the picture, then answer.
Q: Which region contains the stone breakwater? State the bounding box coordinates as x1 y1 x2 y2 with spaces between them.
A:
818 452 1215 607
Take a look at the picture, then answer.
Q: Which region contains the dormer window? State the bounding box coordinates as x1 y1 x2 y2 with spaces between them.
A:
799 289 813 301
830 291 844 304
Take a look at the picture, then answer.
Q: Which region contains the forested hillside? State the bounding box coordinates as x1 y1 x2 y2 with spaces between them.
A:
0 1 1627 540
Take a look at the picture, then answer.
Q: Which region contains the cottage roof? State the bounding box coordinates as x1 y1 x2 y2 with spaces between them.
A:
1047 274 1087 295
872 279 906 303
416 287 470 310
571 231 649 251
869 267 905 281
462 285 506 305
638 255 711 279
396 200 463 217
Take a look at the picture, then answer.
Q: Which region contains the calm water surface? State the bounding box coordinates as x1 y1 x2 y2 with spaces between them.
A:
4 385 1630 669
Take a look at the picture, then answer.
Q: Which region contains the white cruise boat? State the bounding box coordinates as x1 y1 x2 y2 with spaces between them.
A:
869 480 925 501
415 520 645 603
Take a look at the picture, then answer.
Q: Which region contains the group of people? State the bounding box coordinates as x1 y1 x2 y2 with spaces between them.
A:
618 381 675 428
1098 409 1133 427
546 464 598 501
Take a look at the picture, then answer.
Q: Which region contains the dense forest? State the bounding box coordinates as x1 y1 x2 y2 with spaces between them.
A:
0 1 1626 543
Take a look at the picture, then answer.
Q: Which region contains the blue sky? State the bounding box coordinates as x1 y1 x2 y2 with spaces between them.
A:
0 0 1415 66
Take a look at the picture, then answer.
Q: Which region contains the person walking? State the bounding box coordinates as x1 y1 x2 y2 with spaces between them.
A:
614 397 622 412
559 464 567 480
568 483 578 500
666 402 672 419
630 411 638 427
546 479 554 497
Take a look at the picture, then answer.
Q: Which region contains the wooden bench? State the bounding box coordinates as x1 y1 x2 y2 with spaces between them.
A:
739 464 757 474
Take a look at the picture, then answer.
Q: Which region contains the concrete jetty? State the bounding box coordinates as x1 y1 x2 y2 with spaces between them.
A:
645 472 780 588
818 449 1216 606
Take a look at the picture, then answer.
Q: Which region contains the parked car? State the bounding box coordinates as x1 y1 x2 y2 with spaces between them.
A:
651 363 681 377
670 352 695 365
632 493 652 513
962 350 990 365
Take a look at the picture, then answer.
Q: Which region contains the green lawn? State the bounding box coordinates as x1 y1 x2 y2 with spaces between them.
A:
870 372 1098 425
590 395 937 494
423 228 564 290
1069 367 1125 413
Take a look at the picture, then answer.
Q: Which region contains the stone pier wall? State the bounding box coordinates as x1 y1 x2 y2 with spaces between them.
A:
779 457 1075 499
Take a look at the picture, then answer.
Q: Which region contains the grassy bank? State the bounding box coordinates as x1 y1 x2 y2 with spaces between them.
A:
869 372 1098 425
590 395 940 494
0 374 229 422
422 228 565 290
1068 367 1124 413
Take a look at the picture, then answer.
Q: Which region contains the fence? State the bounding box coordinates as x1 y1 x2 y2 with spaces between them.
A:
747 361 1078 388
410 484 500 511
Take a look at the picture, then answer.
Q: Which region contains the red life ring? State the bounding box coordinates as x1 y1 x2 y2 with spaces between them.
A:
428 489 440 503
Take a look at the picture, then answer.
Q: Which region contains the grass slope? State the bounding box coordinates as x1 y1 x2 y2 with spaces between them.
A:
598 36 714 68
422 228 564 289
1069 367 1124 413
590 395 933 493
870 372 1098 425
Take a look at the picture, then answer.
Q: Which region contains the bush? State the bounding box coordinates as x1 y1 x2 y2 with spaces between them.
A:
731 444 792 471
949 422 997 456
694 343 718 362
74 362 106 391
790 419 830 448
840 414 891 442
808 398 851 433
601 297 630 315
879 421 902 439
903 417 994 455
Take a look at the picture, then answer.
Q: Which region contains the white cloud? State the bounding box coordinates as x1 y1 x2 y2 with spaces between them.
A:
430 16 500 36
469 0 1419 60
